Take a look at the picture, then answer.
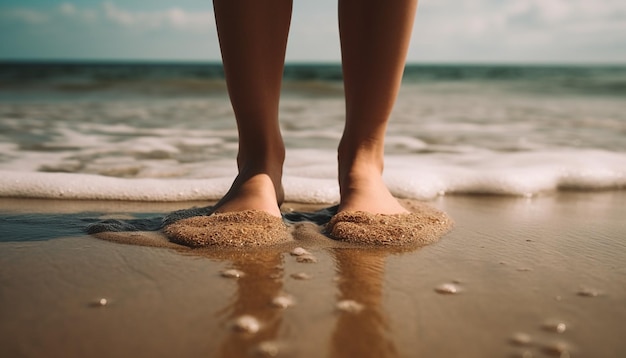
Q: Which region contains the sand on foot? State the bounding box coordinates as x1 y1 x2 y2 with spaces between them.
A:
163 210 290 248
326 201 453 245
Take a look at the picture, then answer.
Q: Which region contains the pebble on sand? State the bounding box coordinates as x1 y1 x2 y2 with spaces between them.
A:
254 341 280 357
232 315 261 334
543 321 567 333
577 287 600 297
98 298 108 306
290 247 311 256
290 272 312 280
336 300 364 313
434 283 460 294
221 269 245 278
510 332 532 346
271 294 295 309
542 341 571 357
296 254 318 263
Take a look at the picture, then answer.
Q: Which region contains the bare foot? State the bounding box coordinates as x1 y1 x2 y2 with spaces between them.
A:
163 159 287 247
338 160 408 215
329 156 453 245
214 150 284 217
212 172 283 217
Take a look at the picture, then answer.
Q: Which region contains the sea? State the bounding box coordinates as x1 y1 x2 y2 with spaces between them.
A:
0 61 625 203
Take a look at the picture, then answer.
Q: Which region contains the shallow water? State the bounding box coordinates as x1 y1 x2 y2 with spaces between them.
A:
1 63 625 202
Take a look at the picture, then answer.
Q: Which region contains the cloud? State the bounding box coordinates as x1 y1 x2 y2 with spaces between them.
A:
410 0 626 62
59 3 76 16
100 2 214 31
0 0 624 62
0 2 218 60
1 2 214 32
102 2 214 30
417 0 626 38
0 8 49 25
57 3 98 24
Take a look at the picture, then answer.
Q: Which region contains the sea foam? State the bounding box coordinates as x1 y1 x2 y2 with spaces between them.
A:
1 149 624 202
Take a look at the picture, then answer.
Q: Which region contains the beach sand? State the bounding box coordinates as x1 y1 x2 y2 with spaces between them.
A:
1 192 625 357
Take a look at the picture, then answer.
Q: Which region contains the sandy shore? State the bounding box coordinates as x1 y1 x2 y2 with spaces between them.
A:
1 192 625 357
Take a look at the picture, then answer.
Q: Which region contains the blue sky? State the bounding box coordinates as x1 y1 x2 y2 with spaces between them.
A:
1 0 625 63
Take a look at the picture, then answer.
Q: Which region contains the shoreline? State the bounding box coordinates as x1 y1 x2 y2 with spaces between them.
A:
1 189 624 214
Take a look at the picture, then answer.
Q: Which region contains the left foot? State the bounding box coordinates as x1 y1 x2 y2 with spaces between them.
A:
330 152 453 245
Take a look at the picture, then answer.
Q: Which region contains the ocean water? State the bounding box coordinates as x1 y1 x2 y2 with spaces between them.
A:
0 62 625 203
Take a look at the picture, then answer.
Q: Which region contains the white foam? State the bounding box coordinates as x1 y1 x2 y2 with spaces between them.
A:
0 149 625 202
384 150 626 198
0 170 231 201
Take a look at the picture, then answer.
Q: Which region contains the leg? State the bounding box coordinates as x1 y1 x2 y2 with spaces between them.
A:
212 0 293 217
337 0 417 215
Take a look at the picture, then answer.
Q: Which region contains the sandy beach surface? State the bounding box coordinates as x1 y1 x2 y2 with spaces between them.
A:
1 192 625 358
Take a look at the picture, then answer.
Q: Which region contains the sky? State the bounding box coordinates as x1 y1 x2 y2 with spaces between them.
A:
0 0 625 64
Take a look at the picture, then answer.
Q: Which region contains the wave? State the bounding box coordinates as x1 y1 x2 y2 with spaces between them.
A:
2 62 625 97
1 149 624 203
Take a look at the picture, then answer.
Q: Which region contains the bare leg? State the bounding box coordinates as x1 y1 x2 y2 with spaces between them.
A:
212 0 292 217
337 0 417 215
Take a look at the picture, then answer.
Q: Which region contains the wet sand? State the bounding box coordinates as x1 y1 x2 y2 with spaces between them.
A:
1 192 625 357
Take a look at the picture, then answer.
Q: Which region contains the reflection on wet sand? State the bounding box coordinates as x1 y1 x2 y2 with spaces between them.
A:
213 249 285 358
209 246 405 358
330 248 399 358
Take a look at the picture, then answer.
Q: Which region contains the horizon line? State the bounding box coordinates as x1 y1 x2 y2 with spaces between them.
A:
1 58 625 67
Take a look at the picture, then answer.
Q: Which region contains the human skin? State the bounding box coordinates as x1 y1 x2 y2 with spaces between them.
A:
211 0 418 218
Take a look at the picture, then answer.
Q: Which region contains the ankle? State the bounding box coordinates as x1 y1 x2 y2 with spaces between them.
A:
237 145 285 173
338 142 384 186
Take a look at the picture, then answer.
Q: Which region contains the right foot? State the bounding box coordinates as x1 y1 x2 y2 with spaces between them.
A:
212 172 283 218
164 153 288 247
